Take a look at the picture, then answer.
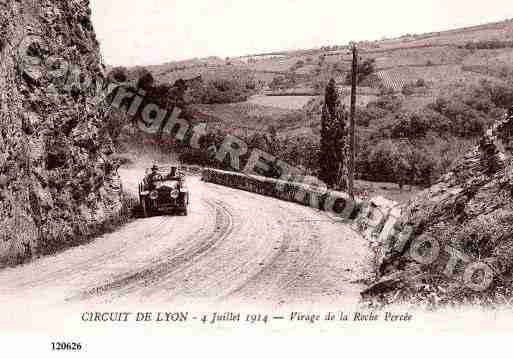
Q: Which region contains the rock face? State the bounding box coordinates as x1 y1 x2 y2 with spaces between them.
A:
368 109 513 302
0 0 123 266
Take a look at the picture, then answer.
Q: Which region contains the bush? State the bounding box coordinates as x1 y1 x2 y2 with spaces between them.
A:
370 108 452 141
369 94 403 113
408 146 437 187
108 67 128 83
191 78 253 104
478 80 513 109
402 79 427 96
357 139 439 188
389 112 431 138
111 154 133 166
269 74 296 91
367 140 401 183
135 68 154 90
402 84 415 96
428 98 489 137
462 40 513 50
345 58 376 85
293 60 305 70
415 78 426 87
356 105 388 127
379 86 395 96
444 81 513 128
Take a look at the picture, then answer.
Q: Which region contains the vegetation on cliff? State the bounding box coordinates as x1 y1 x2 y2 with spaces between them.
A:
0 0 125 266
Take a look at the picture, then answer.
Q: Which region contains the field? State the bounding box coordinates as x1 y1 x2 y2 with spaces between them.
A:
120 18 513 194
127 19 513 122
190 102 303 137
120 19 513 133
247 95 316 110
354 179 421 204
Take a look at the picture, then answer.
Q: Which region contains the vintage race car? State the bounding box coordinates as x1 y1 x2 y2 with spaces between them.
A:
138 166 189 217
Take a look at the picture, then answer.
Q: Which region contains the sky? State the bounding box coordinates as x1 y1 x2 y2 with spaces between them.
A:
90 0 513 67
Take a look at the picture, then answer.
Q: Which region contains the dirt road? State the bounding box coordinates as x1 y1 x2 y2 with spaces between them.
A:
0 166 373 309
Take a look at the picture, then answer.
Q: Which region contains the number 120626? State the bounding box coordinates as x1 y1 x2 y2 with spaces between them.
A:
51 342 82 351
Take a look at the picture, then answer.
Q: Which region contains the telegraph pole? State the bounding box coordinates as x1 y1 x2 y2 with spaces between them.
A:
348 44 358 200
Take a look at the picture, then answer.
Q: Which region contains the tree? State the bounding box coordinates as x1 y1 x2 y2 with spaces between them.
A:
319 79 346 189
135 68 154 90
108 66 128 83
292 60 305 70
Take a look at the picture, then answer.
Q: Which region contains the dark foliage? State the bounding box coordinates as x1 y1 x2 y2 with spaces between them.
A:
345 58 376 85
462 40 513 50
319 79 346 189
189 78 254 104
108 66 128 83
269 74 297 91
135 68 155 90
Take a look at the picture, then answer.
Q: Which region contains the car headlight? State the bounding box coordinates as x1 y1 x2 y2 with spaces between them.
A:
150 191 158 200
170 190 179 199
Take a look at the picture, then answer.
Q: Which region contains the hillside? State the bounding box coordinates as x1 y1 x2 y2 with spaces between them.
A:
364 108 513 306
131 18 513 95
0 0 125 266
119 18 513 130
111 18 513 201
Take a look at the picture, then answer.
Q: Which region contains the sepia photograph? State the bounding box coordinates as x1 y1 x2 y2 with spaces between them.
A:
1 0 513 356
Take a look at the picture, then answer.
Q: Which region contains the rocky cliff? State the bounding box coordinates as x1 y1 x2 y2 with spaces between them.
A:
365 109 513 305
0 0 123 266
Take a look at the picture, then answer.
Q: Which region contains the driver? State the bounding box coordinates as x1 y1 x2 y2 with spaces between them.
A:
146 164 160 189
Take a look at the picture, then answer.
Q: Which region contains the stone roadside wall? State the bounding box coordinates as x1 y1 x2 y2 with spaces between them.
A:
201 168 402 244
202 110 513 303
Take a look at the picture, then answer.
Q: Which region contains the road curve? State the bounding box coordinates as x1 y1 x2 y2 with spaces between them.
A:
0 166 373 309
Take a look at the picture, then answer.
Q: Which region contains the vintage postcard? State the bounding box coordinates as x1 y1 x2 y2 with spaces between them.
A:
1 0 513 356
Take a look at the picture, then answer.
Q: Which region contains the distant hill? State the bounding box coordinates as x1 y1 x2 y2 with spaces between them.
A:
113 18 513 206
120 18 513 100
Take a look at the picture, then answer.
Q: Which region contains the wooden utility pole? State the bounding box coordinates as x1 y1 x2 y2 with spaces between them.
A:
348 44 358 200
